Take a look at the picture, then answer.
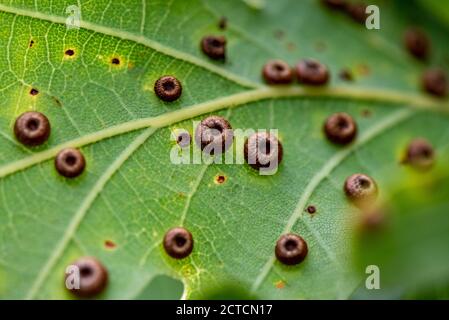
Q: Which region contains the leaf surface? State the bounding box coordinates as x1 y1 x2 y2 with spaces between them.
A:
0 0 448 299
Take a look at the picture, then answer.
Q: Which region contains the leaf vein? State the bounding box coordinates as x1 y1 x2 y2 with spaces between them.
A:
25 127 157 299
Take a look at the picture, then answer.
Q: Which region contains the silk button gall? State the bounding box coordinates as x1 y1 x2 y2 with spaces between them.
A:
201 35 226 60
195 115 233 155
244 132 283 171
275 233 308 266
324 113 357 145
55 148 86 178
14 111 51 147
154 76 182 102
296 59 329 85
404 28 430 60
163 227 194 259
422 69 448 98
262 60 293 85
404 138 435 170
65 257 108 298
344 174 378 208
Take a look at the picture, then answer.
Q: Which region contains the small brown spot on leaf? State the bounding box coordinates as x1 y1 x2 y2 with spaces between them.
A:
339 69 353 82
29 40 34 48
111 57 120 65
30 88 39 96
65 49 75 57
176 131 191 148
215 175 226 184
356 64 370 77
104 240 117 249
361 109 372 118
52 97 62 107
306 205 316 214
218 17 228 30
275 280 285 289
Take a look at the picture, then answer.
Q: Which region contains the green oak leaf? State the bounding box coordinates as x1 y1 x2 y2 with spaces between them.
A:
0 0 448 299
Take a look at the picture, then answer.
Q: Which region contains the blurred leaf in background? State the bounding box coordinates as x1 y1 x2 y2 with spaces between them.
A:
353 160 449 299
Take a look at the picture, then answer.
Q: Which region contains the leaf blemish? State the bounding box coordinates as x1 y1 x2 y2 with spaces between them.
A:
306 205 317 214
218 16 228 30
29 88 39 96
339 69 354 82
29 39 34 48
111 57 121 65
275 280 285 289
356 64 370 77
65 49 75 56
215 174 226 184
361 109 372 118
176 131 191 148
104 240 117 249
52 96 62 107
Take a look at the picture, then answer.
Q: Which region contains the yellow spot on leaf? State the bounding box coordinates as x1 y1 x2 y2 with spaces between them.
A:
275 280 285 289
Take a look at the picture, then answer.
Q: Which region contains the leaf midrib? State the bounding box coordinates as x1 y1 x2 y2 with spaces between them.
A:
0 86 446 180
